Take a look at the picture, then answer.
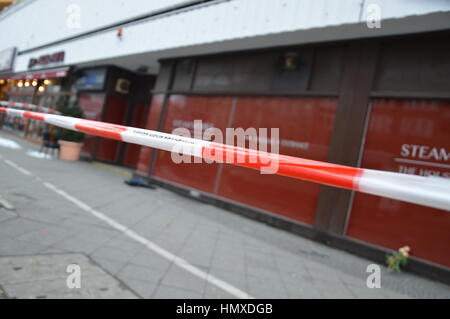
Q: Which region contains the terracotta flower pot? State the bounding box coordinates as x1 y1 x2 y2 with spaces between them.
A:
59 140 83 161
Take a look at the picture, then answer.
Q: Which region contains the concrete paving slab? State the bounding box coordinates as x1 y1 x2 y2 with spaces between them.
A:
0 253 137 299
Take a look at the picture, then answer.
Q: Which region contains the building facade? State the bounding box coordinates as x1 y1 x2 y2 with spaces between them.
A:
0 0 449 281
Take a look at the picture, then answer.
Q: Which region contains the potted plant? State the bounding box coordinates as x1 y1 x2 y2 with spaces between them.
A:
54 96 85 161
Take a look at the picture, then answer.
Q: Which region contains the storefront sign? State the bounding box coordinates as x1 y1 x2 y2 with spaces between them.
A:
347 98 450 268
0 47 16 72
153 96 337 225
11 67 69 80
75 68 106 91
28 51 65 68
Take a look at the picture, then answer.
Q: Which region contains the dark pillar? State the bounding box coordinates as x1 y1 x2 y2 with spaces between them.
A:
314 42 380 235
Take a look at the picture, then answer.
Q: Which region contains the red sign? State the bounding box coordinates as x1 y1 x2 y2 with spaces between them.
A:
153 95 233 193
28 51 65 69
217 97 337 225
151 95 337 225
10 68 69 80
347 99 450 268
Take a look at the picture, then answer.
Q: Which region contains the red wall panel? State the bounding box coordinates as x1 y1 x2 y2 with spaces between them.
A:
217 97 337 224
78 93 105 157
95 95 128 162
123 104 148 168
153 95 233 193
136 95 165 175
347 99 450 268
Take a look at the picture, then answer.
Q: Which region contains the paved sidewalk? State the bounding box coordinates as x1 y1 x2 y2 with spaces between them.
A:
1 132 450 299
0 254 137 298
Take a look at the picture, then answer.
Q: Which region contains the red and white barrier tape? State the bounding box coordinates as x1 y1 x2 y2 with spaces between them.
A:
0 101 59 114
1 106 449 212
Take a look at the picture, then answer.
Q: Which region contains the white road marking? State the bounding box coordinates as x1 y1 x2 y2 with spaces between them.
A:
4 159 32 176
2 157 253 299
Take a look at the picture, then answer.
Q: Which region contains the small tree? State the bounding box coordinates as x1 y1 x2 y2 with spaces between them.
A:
54 96 85 143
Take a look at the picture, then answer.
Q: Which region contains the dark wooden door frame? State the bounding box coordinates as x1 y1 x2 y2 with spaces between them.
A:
314 41 380 235
147 61 177 177
115 97 133 166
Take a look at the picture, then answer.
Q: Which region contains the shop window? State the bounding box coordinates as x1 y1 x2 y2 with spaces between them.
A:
347 99 450 268
217 97 337 225
153 95 234 193
152 95 337 225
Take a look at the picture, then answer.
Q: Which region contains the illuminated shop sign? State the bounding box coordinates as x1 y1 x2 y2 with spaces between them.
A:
28 51 65 68
75 68 107 91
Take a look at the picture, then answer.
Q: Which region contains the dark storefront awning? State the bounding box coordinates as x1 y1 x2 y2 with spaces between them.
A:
0 67 70 80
